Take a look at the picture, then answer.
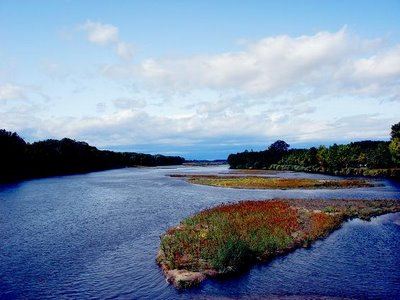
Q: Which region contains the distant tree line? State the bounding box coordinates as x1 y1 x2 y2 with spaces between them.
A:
228 140 290 170
228 122 400 178
0 129 185 183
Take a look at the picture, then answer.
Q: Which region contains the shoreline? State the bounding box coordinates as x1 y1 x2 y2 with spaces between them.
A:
242 165 400 179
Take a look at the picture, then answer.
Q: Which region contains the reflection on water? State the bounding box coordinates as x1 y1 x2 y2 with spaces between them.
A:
0 166 399 299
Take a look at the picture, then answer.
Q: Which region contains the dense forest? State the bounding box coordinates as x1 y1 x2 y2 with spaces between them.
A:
0 129 185 183
228 122 400 178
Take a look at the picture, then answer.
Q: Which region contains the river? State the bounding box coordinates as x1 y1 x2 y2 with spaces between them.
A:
1 166 399 299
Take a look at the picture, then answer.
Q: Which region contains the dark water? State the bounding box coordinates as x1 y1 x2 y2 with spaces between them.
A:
1 166 400 299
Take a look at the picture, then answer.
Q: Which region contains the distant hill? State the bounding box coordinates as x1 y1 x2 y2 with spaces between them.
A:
184 159 227 166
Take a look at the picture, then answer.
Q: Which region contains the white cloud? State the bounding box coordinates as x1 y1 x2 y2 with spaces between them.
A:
6 26 399 156
330 45 400 99
116 42 134 61
352 45 400 80
0 83 26 100
0 102 49 140
131 27 399 101
138 28 353 93
80 20 134 60
8 100 393 148
81 21 118 45
315 114 395 142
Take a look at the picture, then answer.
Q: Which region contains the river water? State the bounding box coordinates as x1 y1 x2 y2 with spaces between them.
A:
1 166 399 299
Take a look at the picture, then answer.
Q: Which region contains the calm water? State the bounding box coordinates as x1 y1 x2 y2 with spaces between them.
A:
1 166 400 299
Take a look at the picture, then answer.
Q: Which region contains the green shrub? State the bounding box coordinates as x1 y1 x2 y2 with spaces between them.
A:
212 236 252 271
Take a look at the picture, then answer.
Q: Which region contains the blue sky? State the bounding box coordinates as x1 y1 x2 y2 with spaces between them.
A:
1 1 400 159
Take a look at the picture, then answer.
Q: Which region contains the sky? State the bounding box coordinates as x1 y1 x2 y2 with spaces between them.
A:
1 0 400 159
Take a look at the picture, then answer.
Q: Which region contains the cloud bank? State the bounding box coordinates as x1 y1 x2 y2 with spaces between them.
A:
2 26 400 158
135 27 399 100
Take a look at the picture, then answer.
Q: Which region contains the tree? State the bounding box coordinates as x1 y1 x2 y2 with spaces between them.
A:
268 140 289 153
0 130 27 181
389 138 400 165
305 147 318 166
227 124 399 174
391 122 400 139
390 122 400 165
0 128 185 182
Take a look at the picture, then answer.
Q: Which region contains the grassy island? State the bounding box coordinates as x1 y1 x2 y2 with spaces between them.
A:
157 199 400 288
170 174 376 189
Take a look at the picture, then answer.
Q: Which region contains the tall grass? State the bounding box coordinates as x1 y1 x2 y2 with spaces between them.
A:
159 200 341 273
187 176 374 189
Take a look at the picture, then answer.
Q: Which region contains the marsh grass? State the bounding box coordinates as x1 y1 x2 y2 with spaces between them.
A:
159 201 342 273
158 199 400 278
184 175 374 189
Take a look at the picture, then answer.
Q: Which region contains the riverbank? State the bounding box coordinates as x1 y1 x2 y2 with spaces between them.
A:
157 199 400 289
169 174 376 189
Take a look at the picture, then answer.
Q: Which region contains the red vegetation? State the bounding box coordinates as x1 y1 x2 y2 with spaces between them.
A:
157 199 400 289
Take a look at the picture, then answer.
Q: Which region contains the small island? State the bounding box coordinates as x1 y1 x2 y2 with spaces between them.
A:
169 174 376 189
157 199 400 289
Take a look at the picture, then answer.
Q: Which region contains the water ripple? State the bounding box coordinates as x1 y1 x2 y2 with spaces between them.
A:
0 166 399 299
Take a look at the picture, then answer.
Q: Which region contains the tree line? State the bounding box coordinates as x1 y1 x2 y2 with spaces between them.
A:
0 129 185 183
228 122 400 178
